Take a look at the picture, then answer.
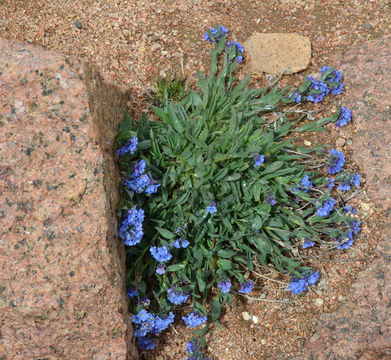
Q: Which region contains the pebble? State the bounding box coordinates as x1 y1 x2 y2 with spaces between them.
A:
338 295 345 302
361 23 372 30
304 140 312 146
336 137 346 147
242 311 251 321
252 315 259 324
75 20 83 29
315 298 324 307
261 339 267 345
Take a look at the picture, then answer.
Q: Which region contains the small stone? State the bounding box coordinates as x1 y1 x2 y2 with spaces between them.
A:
261 339 266 345
75 21 83 29
252 315 259 324
361 23 372 30
304 140 312 146
336 137 346 147
315 298 324 307
338 295 345 302
346 138 353 145
242 311 251 321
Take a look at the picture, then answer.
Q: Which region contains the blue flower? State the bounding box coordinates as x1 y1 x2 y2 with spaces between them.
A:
302 240 315 249
119 207 145 246
218 279 231 294
172 238 190 248
150 246 172 263
117 136 138 157
288 270 320 295
136 335 156 350
335 107 352 128
127 287 139 298
327 177 335 189
331 82 344 95
206 202 217 214
204 25 228 44
134 159 146 175
327 149 345 174
145 182 160 194
150 312 175 335
306 76 330 103
238 280 254 294
181 239 190 248
350 219 361 235
315 198 336 216
266 194 277 205
301 174 313 190
227 40 245 62
254 154 265 167
167 288 189 305
125 161 160 194
335 231 354 250
294 92 302 103
182 311 207 328
344 205 357 215
156 264 166 275
337 172 360 191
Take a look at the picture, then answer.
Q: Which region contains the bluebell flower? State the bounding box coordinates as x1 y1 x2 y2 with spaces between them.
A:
254 154 265 167
204 25 228 44
167 288 189 305
187 341 197 353
327 149 345 174
321 66 343 82
119 207 145 246
294 92 302 103
117 136 138 157
227 40 244 62
145 181 160 194
134 159 146 175
301 174 313 191
156 263 166 275
335 231 354 250
172 238 189 248
302 240 315 249
287 278 308 295
150 246 172 263
337 172 360 191
327 177 335 189
288 270 320 294
182 311 207 328
181 239 190 248
315 198 335 216
172 239 181 248
331 82 344 95
306 76 330 103
206 202 217 214
238 280 254 294
350 219 361 235
150 312 175 335
218 279 232 294
127 287 139 299
136 296 150 307
344 205 357 215
266 194 277 205
335 107 352 128
136 335 156 350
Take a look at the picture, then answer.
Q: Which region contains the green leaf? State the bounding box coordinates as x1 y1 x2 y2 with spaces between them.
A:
155 227 175 239
167 264 185 272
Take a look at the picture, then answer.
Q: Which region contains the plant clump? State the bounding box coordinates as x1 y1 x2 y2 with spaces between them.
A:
115 25 361 356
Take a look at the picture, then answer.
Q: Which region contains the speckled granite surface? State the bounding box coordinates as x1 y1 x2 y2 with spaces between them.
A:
0 38 137 359
303 37 391 360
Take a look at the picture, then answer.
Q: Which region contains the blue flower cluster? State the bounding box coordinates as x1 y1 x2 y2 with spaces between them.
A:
125 160 160 194
204 25 228 44
156 263 166 275
150 246 172 263
206 202 217 214
335 231 354 250
185 341 211 360
266 194 277 205
315 198 335 217
337 173 360 191
321 66 344 95
344 205 357 214
327 149 345 174
238 280 254 294
182 311 207 328
167 287 189 305
335 107 352 128
287 270 319 295
227 40 244 62
302 239 315 249
293 174 313 193
119 207 145 246
326 177 335 189
117 136 138 157
218 279 232 294
306 76 330 103
172 238 190 248
254 154 265 167
132 309 175 350
127 287 139 299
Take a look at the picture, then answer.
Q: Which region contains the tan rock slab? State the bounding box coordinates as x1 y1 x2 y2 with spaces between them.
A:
0 38 138 359
243 32 311 75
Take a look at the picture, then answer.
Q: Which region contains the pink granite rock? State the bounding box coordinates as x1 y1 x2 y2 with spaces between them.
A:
303 37 391 360
0 38 138 359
